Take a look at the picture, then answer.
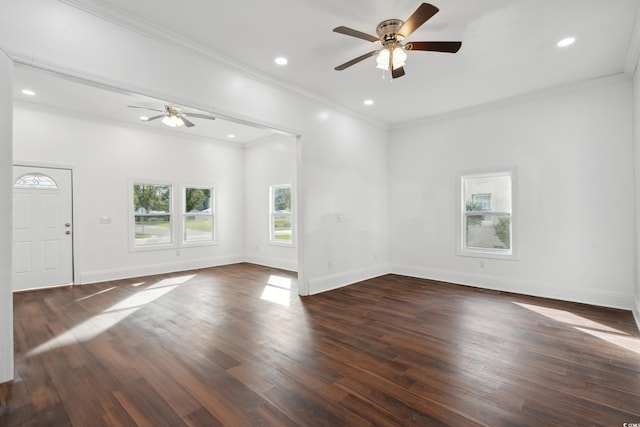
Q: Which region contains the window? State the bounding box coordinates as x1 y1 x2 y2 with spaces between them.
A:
270 184 293 245
14 173 58 189
133 183 172 247
472 194 491 211
461 171 513 257
183 187 214 243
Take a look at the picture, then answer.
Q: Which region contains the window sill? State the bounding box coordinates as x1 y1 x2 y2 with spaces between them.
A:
269 241 294 248
181 240 218 248
457 248 518 261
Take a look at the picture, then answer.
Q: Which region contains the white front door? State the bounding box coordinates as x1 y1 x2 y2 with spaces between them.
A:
12 166 73 291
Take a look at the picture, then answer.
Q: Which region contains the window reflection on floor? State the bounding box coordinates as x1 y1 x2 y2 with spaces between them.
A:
514 301 640 354
260 275 292 307
27 274 196 357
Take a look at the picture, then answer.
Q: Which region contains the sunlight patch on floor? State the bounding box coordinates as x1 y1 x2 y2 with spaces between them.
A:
513 301 640 355
261 275 292 306
268 275 292 289
575 327 640 354
25 274 196 357
513 302 625 334
74 287 116 302
147 274 197 289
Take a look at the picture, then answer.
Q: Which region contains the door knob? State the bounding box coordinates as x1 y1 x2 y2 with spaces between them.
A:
65 223 71 227
65 231 71 235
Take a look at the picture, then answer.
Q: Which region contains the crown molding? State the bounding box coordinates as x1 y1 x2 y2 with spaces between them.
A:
392 73 631 131
58 0 385 131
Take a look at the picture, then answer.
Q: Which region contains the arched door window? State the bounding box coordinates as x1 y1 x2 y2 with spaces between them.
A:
14 173 58 189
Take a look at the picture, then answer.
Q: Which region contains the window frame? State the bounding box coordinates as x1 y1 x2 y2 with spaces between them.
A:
130 180 174 251
181 185 217 247
457 169 517 260
269 184 294 247
129 180 219 252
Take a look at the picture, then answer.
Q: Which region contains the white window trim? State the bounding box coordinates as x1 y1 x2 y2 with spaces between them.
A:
129 179 175 252
129 180 219 252
269 184 294 247
180 185 217 247
456 168 518 260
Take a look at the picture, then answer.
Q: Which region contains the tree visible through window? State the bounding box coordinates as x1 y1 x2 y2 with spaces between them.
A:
184 187 214 243
270 184 292 244
133 183 172 246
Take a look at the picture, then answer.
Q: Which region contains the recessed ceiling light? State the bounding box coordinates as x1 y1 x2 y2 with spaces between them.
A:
228 134 236 139
557 37 575 48
140 116 149 121
363 99 374 106
275 57 288 66
21 89 36 96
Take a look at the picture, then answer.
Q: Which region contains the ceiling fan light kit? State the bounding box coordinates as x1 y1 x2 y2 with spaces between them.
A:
161 114 185 127
333 2 462 79
128 105 215 128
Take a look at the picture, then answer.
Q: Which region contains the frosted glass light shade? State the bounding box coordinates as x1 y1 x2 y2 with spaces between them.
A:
162 115 184 127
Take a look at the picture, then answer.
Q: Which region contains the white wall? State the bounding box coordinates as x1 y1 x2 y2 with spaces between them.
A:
0 52 14 383
0 0 390 295
14 103 246 283
389 76 635 309
244 136 298 271
301 114 390 293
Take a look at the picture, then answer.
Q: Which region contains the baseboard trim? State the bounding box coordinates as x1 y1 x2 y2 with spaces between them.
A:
78 254 245 284
307 264 391 295
244 255 297 272
391 264 634 310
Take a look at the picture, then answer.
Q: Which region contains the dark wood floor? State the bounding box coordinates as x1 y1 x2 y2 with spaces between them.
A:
1 263 639 426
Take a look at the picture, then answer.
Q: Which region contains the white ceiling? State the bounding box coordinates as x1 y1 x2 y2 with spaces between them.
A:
13 65 279 143
13 0 640 128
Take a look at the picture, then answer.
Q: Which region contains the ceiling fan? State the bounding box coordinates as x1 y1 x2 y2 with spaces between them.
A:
128 105 215 128
333 2 461 79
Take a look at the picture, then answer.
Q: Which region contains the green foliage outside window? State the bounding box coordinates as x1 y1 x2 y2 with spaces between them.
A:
494 217 511 249
185 188 210 212
274 187 291 212
134 184 170 213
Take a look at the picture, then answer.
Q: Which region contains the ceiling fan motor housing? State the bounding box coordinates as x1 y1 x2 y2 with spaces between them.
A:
377 19 404 43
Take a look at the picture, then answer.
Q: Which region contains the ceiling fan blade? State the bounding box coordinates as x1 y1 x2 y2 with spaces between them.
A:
333 26 379 43
405 41 462 53
144 114 165 122
128 105 164 113
181 116 195 127
335 50 378 71
184 113 215 120
397 3 439 39
392 66 406 79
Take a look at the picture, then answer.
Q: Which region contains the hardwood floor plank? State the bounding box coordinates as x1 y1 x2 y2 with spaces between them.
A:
3 265 639 426
113 377 187 427
183 406 224 427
